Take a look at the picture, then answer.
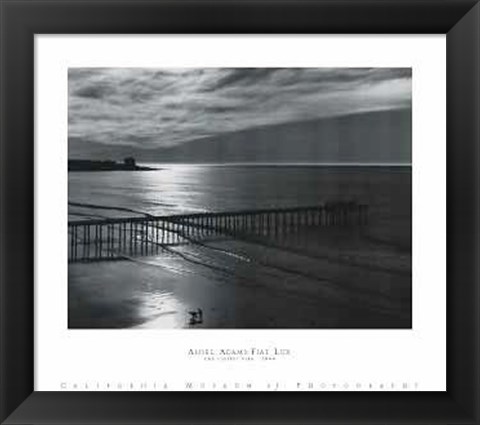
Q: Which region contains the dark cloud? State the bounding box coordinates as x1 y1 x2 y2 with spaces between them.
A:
204 68 278 91
74 82 116 99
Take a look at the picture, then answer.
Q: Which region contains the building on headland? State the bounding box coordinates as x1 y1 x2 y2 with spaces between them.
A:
123 157 136 167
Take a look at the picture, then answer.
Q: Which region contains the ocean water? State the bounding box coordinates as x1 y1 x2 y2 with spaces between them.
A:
68 164 412 329
68 164 410 219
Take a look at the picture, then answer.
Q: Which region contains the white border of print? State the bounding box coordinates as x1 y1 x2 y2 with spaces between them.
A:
35 35 446 391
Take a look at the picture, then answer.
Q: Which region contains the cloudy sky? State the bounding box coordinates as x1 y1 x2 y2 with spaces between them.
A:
69 68 411 156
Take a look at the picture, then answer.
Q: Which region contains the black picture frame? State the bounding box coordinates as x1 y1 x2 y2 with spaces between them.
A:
1 0 479 424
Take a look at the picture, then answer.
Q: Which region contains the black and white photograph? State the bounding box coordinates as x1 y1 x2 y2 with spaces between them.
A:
68 67 412 329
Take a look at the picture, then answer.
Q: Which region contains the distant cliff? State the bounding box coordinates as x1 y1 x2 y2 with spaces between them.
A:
68 157 156 172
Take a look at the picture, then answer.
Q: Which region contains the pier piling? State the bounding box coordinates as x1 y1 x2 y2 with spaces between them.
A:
68 202 369 262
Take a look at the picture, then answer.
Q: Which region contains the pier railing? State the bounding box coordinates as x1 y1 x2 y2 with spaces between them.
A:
68 202 368 263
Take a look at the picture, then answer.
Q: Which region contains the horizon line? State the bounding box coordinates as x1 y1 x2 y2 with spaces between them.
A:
136 161 412 167
67 159 412 167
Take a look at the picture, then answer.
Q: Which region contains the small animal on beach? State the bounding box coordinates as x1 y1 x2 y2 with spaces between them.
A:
188 308 203 325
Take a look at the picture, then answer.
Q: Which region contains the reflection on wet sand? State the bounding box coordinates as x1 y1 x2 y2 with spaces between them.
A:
134 291 186 329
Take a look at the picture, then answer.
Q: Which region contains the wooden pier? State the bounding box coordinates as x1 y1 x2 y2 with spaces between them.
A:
68 202 368 263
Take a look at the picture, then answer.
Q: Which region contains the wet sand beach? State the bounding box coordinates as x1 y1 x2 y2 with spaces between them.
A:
69 219 411 329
